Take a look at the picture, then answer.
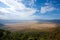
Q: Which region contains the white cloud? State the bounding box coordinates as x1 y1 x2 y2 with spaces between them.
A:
0 7 10 13
40 3 55 14
0 0 37 20
29 0 36 7
0 0 26 10
22 0 36 8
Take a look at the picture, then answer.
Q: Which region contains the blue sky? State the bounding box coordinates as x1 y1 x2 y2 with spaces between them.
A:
0 0 60 20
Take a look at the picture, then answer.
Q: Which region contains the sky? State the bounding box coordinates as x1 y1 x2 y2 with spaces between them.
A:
0 0 60 20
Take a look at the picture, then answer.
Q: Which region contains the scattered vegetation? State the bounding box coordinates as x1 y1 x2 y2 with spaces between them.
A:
0 26 60 40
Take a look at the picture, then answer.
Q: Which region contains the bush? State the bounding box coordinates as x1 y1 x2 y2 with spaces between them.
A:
0 26 60 40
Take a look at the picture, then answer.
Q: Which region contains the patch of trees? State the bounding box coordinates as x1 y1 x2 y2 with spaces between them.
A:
0 26 60 40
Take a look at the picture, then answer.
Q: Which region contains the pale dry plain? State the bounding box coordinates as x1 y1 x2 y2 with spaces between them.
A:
3 21 60 31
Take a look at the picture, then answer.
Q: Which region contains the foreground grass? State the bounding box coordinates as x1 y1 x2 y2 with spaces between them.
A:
0 26 60 40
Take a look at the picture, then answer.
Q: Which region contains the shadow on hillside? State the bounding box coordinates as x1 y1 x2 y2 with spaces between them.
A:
0 23 5 27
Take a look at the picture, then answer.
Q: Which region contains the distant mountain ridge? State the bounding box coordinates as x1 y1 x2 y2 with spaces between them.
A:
0 19 21 24
0 23 5 27
0 19 60 24
36 19 60 23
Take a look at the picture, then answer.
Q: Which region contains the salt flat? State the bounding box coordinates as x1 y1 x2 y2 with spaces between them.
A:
3 21 59 31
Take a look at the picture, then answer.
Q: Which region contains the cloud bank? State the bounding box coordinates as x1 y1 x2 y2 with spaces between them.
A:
40 3 56 14
0 0 37 20
0 0 59 20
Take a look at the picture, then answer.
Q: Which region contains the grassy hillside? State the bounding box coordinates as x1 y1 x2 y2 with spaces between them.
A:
0 26 60 40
